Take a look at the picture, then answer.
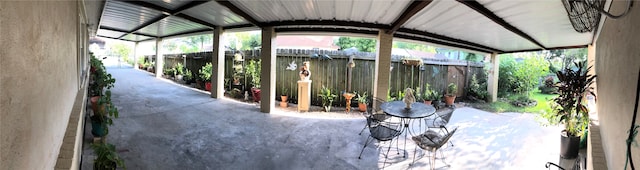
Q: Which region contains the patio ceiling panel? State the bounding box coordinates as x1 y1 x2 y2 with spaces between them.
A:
100 0 165 32
402 0 539 52
96 29 126 39
135 16 209 37
477 0 593 49
181 1 249 27
120 34 154 42
230 0 411 25
143 0 192 11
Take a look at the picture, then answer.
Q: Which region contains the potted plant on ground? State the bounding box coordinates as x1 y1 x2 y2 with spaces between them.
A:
444 83 457 106
174 63 184 82
92 142 125 170
89 55 116 114
422 83 436 105
280 87 288 108
318 86 337 112
246 60 261 102
199 63 213 91
91 90 119 137
541 62 595 159
163 67 175 79
356 91 368 112
183 69 194 85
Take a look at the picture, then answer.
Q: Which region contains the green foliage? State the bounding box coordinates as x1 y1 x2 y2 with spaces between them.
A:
164 68 175 77
446 83 457 96
423 83 440 101
498 54 549 97
356 91 368 104
542 62 595 137
318 86 337 111
90 55 116 97
174 63 184 75
227 32 261 50
538 76 558 94
281 87 289 96
245 60 261 88
335 37 376 52
467 73 488 100
91 142 125 170
109 43 131 63
199 63 213 82
183 69 193 82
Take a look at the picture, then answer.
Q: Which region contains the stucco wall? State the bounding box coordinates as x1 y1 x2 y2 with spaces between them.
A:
0 1 79 169
595 1 640 169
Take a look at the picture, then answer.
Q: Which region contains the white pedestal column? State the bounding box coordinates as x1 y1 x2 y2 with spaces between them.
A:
487 53 499 102
211 28 224 98
260 27 277 113
373 30 393 108
297 80 312 112
155 38 164 78
133 42 139 69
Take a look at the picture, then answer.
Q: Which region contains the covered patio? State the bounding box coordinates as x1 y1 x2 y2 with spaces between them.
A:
81 67 566 169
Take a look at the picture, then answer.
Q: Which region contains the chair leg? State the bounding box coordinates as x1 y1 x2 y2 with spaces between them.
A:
358 124 367 135
431 148 437 170
359 137 372 159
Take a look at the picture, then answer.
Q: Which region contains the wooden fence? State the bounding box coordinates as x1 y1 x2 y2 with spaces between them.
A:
145 49 485 107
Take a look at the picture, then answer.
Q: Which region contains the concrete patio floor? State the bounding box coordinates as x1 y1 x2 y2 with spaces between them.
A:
81 67 579 169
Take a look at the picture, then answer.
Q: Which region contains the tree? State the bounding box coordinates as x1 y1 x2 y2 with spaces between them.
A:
109 43 132 63
335 37 376 52
393 41 437 53
546 48 587 73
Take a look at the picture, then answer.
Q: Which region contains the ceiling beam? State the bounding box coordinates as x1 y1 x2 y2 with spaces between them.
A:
263 20 390 29
215 0 262 27
161 28 214 39
223 24 255 30
503 45 588 54
275 27 379 36
387 0 433 34
117 14 169 38
175 13 218 28
97 35 135 42
456 0 546 49
395 34 492 54
398 28 504 53
99 26 157 38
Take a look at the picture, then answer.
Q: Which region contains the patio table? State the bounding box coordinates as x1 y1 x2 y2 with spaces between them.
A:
380 101 436 157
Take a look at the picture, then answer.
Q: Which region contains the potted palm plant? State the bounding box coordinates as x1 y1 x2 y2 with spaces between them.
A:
541 62 595 159
444 83 457 106
92 142 125 170
199 63 213 91
356 92 368 112
280 87 288 108
318 86 337 112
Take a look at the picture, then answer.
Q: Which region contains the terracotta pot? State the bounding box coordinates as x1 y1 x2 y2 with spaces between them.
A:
424 100 432 105
280 95 288 108
358 102 367 112
205 82 212 91
252 88 261 102
90 96 100 114
444 95 456 106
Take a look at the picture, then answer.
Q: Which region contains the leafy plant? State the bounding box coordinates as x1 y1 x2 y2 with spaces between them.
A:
183 69 193 82
89 55 116 97
467 73 488 100
541 62 595 137
281 87 289 96
446 83 457 96
174 63 184 76
539 76 558 94
164 67 175 77
423 84 440 101
318 86 337 111
498 55 549 97
356 91 368 104
245 59 261 88
199 63 213 82
91 142 125 170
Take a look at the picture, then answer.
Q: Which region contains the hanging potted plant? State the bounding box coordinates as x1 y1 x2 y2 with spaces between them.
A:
280 87 288 108
91 142 125 170
356 92 368 112
318 86 337 112
541 62 595 159
444 83 457 106
246 60 261 102
199 63 213 91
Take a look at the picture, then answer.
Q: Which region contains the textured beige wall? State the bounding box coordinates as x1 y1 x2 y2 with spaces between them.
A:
0 1 79 169
595 1 640 169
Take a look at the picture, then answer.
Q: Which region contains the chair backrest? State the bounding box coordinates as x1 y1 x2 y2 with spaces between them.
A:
436 127 458 149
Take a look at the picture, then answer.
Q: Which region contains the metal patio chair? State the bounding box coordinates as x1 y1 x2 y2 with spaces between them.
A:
411 126 458 170
358 116 403 168
359 97 394 135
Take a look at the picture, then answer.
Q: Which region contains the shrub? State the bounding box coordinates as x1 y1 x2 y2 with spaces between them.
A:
539 76 558 94
467 73 488 100
498 54 549 97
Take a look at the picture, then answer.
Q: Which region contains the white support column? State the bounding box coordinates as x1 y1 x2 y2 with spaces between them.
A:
155 38 164 78
373 29 393 107
211 27 225 98
260 27 277 113
487 53 499 102
133 42 139 69
587 43 597 89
